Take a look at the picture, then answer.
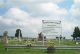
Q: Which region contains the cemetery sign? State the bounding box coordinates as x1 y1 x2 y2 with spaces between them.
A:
42 20 62 39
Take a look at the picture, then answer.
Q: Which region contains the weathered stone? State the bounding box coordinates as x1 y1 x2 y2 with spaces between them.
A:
2 31 8 45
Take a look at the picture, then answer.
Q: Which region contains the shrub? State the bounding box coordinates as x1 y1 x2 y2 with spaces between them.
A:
47 42 55 53
47 46 55 53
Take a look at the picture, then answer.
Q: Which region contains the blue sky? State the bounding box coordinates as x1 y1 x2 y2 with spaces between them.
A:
58 0 73 9
0 0 80 39
0 0 73 15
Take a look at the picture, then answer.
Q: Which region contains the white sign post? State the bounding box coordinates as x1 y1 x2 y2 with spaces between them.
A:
42 20 62 45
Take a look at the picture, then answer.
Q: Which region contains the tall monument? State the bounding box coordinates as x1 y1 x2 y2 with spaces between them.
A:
15 29 22 41
3 31 8 45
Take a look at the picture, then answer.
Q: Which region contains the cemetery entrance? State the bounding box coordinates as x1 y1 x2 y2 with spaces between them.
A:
42 20 62 46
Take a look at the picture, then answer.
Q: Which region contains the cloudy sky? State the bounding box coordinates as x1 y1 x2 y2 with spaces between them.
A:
0 0 80 39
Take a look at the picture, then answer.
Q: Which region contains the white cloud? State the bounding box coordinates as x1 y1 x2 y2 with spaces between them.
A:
3 0 66 18
74 0 80 5
70 8 80 16
61 18 78 39
11 0 64 3
39 2 68 16
0 0 5 7
40 3 58 12
0 7 74 38
0 7 42 37
69 0 80 21
1 0 80 39
70 0 80 14
26 2 68 18
4 7 29 21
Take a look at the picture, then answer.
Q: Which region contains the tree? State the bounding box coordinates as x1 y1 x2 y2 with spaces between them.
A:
15 29 22 38
72 27 80 40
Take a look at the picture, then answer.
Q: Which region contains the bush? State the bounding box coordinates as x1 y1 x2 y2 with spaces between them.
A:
47 46 55 53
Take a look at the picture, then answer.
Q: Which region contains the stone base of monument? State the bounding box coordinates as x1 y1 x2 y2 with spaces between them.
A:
18 38 21 42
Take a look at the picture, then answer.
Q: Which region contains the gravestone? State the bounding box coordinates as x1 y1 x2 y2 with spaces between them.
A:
38 32 46 41
38 32 43 41
2 31 8 45
15 29 22 42
76 37 80 44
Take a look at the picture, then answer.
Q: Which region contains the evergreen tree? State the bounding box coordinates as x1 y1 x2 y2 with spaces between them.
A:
72 27 80 40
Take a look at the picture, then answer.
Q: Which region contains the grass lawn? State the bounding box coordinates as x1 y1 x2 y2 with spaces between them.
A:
9 39 80 46
0 42 80 54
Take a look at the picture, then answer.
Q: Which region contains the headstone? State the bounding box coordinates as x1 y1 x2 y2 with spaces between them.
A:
76 37 80 42
2 31 8 45
44 36 46 41
15 29 22 42
76 42 79 45
38 32 43 41
38 32 46 41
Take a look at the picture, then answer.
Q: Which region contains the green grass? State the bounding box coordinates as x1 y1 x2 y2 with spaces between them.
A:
8 39 80 46
0 42 80 54
61 39 76 46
